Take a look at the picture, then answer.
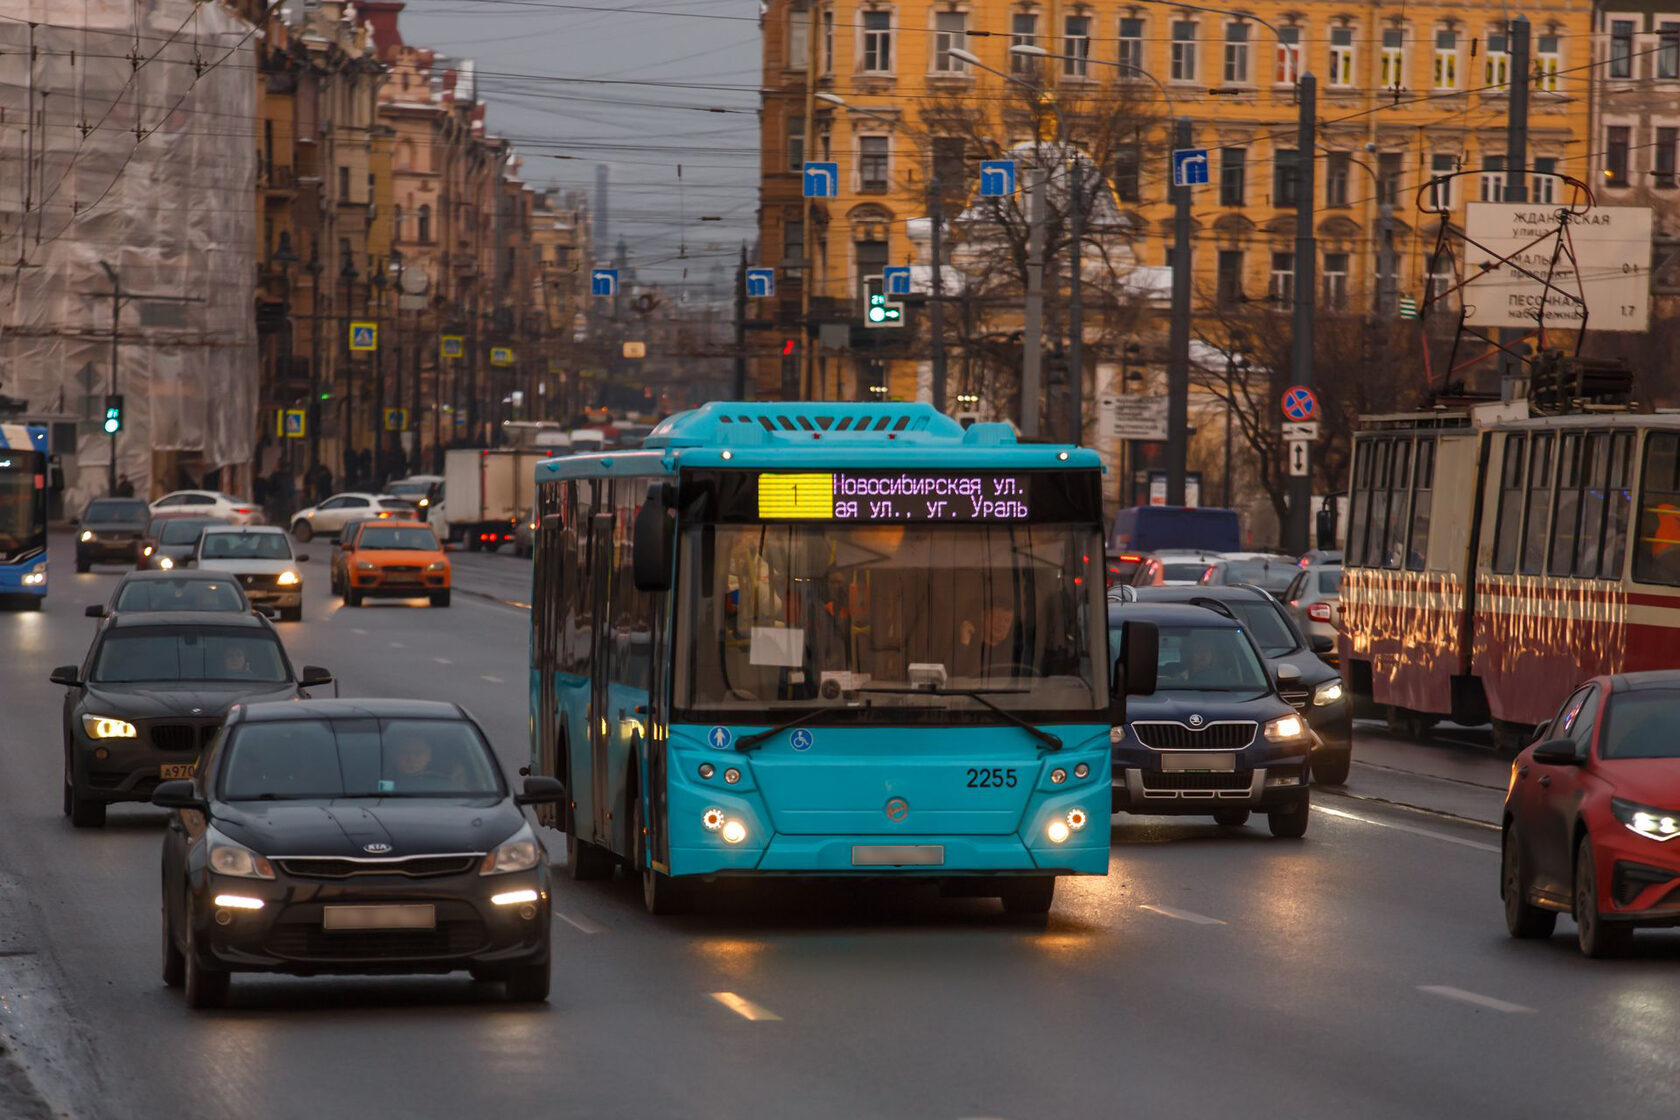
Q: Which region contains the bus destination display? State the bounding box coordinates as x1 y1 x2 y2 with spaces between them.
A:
758 471 1032 521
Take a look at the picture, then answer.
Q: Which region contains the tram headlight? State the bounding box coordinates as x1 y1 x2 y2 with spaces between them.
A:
1612 798 1680 842
1046 819 1071 844
158 556 174 570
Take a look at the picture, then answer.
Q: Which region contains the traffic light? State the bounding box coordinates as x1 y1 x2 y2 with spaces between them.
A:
781 338 797 356
103 394 123 435
863 276 904 329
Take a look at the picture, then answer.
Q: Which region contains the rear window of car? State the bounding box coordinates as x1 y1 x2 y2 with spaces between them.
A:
92 629 288 683
1162 563 1208 582
1318 569 1343 594
114 579 245 613
219 718 505 800
84 500 148 523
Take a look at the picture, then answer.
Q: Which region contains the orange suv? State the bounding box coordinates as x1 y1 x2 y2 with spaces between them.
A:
339 520 451 607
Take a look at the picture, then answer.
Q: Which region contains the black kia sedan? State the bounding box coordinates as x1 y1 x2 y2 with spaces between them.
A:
152 699 564 1008
76 497 151 571
52 612 331 827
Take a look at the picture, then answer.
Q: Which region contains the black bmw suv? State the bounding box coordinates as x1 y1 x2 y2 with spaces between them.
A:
1108 602 1313 837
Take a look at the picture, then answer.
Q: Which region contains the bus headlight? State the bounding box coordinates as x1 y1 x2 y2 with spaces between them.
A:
1264 715 1306 742
721 820 748 844
23 565 45 585
701 808 726 831
82 715 137 738
1312 680 1345 706
1066 808 1089 831
1046 819 1071 844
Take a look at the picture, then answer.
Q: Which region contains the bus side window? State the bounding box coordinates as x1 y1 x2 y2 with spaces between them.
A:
1519 434 1554 575
1633 432 1680 586
1490 435 1526 574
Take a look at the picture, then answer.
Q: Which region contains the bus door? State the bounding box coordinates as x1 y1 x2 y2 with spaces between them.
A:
588 511 616 849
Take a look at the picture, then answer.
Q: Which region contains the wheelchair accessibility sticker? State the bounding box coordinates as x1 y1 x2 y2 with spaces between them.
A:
789 729 814 751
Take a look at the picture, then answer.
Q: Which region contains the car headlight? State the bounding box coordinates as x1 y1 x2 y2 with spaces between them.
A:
418 498 429 508
479 823 541 875
276 570 299 586
142 545 154 556
356 561 376 572
207 830 276 879
1611 797 1680 843
158 556 174 570
79 529 94 542
1312 679 1345 707
82 714 137 738
426 561 447 572
1264 714 1307 742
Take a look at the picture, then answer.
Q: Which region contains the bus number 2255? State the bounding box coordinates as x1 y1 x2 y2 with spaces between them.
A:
966 768 1018 788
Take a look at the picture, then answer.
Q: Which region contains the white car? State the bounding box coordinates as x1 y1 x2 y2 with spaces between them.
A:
150 491 264 526
193 526 308 621
382 475 443 518
289 492 415 541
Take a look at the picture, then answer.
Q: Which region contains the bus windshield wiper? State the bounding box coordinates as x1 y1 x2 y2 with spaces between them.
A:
735 704 872 752
852 685 1062 751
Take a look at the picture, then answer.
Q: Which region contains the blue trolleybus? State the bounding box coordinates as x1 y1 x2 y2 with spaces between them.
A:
0 423 49 608
528 402 1155 914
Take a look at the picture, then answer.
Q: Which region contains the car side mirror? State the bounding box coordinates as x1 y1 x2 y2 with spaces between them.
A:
298 665 333 687
151 780 207 813
1531 737 1584 766
49 665 81 687
84 604 107 618
1310 634 1334 654
295 554 310 563
1277 663 1302 686
515 775 567 806
1533 720 1551 741
632 481 676 592
1110 620 1159 725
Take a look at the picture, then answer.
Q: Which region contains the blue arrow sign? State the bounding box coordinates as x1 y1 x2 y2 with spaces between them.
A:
979 159 1017 197
746 267 775 298
882 266 911 296
590 268 618 297
802 161 839 198
1172 148 1210 188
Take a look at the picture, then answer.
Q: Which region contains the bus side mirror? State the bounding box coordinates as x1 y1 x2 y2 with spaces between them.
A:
632 482 675 592
1110 621 1158 725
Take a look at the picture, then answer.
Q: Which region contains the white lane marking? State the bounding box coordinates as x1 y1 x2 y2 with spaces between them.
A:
1418 985 1535 1014
1140 904 1226 926
481 674 504 684
388 641 406 649
351 628 367 635
555 909 606 935
434 657 452 665
1317 805 1500 853
710 991 781 1021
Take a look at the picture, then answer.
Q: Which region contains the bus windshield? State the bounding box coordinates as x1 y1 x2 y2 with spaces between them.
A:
0 459 43 560
675 523 1107 717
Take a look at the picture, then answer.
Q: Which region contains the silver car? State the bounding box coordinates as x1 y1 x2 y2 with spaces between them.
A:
1283 563 1343 663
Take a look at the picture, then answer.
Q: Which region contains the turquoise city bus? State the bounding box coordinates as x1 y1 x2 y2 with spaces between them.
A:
528 402 1155 914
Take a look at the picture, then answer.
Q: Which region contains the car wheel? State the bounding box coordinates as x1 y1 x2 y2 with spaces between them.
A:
61 758 73 817
503 959 551 1003
75 556 90 574
345 588 362 608
292 521 313 543
634 794 688 915
1213 809 1251 828
1575 837 1634 958
1502 823 1558 939
430 590 451 608
1000 876 1056 916
1313 751 1352 786
182 916 230 1009
1267 798 1310 839
162 905 185 988
69 789 106 829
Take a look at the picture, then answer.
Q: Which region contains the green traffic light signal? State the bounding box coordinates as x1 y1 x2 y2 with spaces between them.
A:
103 393 123 434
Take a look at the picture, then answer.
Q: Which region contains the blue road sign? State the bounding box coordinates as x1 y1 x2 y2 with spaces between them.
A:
281 409 305 439
707 725 734 750
590 268 619 297
802 161 839 198
746 267 775 298
790 728 814 751
979 159 1017 197
1172 148 1210 188
349 322 377 351
383 407 408 432
1281 385 1319 422
882 266 912 296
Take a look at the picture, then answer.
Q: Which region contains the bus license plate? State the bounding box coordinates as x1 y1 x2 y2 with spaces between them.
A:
159 763 195 779
1161 752 1235 773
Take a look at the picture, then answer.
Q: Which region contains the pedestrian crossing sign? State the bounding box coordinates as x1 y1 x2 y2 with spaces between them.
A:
490 346 514 367
277 408 306 438
349 322 378 351
440 335 464 360
383 408 408 432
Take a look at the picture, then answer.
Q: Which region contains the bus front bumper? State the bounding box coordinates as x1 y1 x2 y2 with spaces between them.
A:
671 834 1106 876
0 561 48 597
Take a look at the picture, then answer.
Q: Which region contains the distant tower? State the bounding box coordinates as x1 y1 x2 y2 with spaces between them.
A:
594 165 609 255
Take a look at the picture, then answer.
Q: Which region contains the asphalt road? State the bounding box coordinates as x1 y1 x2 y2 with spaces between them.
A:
1 535 1676 1120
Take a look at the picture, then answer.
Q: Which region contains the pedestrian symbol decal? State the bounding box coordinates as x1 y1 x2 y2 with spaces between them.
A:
790 729 814 751
708 726 733 750
349 322 378 351
1281 385 1319 422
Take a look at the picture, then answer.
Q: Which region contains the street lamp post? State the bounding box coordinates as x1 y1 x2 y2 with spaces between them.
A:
1223 333 1247 508
305 250 323 474
371 260 388 487
339 256 359 485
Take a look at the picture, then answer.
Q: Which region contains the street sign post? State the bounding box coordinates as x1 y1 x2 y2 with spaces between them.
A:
882 266 912 296
1282 421 1320 441
383 408 408 432
440 335 463 360
1463 203 1653 332
802 161 839 198
979 160 1016 197
490 346 514 366
349 322 377 351
590 269 619 297
1171 149 1210 188
1281 385 1319 422
1098 395 1170 442
745 268 775 298
1287 440 1311 477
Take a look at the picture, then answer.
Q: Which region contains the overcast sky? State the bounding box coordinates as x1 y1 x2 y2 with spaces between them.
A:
394 0 761 295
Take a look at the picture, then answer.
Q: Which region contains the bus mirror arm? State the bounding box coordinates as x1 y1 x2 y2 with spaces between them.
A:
1112 622 1159 725
632 482 676 592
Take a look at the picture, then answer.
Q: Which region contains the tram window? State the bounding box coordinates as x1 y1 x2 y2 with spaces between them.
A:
1603 431 1635 579
1381 440 1413 569
1633 431 1680 586
1347 443 1372 567
1367 441 1392 568
1574 432 1610 578
1549 433 1583 576
1406 438 1435 570
1519 434 1554 575
1491 435 1526 574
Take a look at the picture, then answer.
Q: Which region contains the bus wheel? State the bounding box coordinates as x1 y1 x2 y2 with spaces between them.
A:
1000 876 1055 916
564 803 614 882
634 796 689 916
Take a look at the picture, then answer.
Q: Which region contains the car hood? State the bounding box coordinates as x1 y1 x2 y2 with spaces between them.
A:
1268 649 1338 688
1126 689 1295 724
196 558 296 574
81 680 298 718
354 548 446 566
84 520 149 534
213 798 523 857
1600 760 1680 807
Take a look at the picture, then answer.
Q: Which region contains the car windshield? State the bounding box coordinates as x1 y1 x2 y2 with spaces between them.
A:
113 579 245 613
1112 624 1270 693
1600 691 1680 759
1224 600 1299 656
1161 562 1208 582
158 519 217 544
219 718 505 800
91 629 288 683
201 533 290 560
1318 569 1343 594
84 499 148 523
1217 559 1294 592
675 523 1108 716
357 527 439 550
386 483 429 497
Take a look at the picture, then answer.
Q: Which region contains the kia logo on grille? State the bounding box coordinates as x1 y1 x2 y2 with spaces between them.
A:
363 842 393 854
1188 714 1204 728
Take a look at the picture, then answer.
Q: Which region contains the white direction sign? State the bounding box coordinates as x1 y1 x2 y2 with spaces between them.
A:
1282 421 1320 441
1287 440 1311 477
1463 203 1652 332
1099 394 1169 442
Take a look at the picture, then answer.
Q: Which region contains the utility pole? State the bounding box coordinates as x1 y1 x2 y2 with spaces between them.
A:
1066 157 1084 445
90 262 197 495
800 7 819 400
929 182 948 413
1501 16 1532 399
1377 201 1397 317
1021 164 1046 439
734 242 748 399
1286 73 1318 554
306 253 323 473
1166 117 1193 506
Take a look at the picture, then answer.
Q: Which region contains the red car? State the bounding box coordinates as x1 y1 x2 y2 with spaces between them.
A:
1503 673 1680 956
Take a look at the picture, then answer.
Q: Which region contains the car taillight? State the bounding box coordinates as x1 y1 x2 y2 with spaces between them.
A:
233 507 252 514
1308 603 1332 622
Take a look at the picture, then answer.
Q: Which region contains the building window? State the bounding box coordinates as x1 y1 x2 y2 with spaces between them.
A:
933 10 967 72
1328 26 1354 87
1537 34 1560 91
1380 28 1405 88
862 10 893 73
1657 129 1678 188
1326 151 1350 207
856 240 889 305
788 115 805 171
1118 17 1144 76
859 135 890 191
1270 251 1294 308
1171 20 1197 81
417 204 431 243
1606 126 1630 186
1433 29 1457 89
1323 252 1349 311
338 165 351 200
931 135 965 190
1660 23 1680 80
1114 145 1141 202
1217 250 1244 308
1011 12 1038 73
1610 20 1633 79
1484 30 1509 89
1378 151 1403 204
1276 25 1301 83
789 0 809 69
1063 14 1091 77
1428 154 1455 210
1220 147 1246 206
1274 149 1300 207
823 8 834 73
1480 155 1506 201
1533 156 1557 202
1224 23 1249 83
784 216 804 266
